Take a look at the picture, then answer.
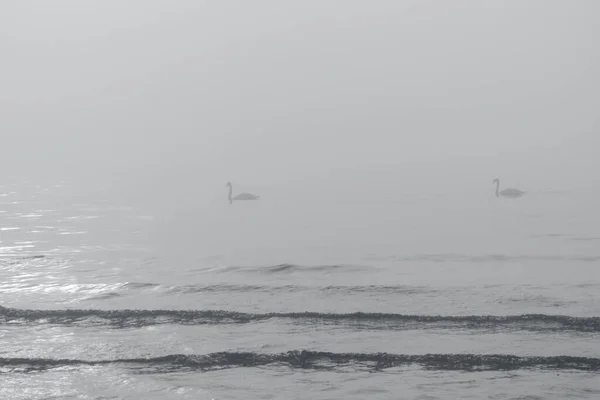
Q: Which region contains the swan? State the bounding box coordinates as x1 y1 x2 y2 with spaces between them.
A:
226 182 259 204
493 178 525 198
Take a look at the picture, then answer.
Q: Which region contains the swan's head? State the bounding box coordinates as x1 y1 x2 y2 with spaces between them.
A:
492 178 499 184
226 182 232 187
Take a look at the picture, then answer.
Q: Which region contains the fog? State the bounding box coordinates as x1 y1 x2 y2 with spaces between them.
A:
2 0 599 208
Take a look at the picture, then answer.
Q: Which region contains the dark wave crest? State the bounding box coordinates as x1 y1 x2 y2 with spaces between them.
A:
1 351 599 373
153 283 428 295
1 307 598 332
212 263 370 274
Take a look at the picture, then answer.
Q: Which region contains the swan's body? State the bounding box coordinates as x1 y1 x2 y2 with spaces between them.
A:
493 178 525 198
226 182 259 204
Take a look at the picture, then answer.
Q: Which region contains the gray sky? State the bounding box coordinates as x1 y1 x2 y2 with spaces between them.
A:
2 0 598 201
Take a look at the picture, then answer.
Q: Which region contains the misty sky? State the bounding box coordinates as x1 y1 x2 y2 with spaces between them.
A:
2 0 598 200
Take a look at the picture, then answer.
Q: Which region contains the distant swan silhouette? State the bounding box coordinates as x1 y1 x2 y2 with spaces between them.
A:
493 178 525 198
226 182 259 204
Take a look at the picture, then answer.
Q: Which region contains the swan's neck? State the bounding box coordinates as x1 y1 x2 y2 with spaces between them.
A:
228 185 232 202
495 181 500 197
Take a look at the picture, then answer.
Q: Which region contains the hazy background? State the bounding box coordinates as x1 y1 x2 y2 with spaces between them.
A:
1 4 600 398
2 0 599 209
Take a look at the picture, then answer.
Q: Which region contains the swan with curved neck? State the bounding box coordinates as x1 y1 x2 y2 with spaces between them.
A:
493 178 525 198
226 182 259 204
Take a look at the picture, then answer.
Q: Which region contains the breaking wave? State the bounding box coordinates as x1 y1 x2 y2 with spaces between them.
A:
1 351 598 373
1 307 598 332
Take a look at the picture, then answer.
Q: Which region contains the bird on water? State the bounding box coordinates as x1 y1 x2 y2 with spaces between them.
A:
226 182 259 204
493 178 525 198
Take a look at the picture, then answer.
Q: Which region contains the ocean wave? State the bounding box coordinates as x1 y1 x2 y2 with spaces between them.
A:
1 307 598 332
0 282 428 296
0 282 430 301
1 351 598 373
210 263 371 274
159 283 428 295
